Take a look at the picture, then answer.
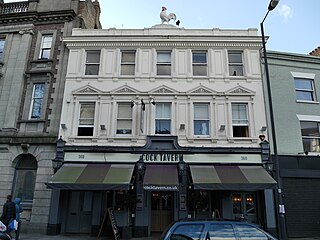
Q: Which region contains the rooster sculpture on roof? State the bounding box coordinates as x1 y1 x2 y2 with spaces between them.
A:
160 6 177 24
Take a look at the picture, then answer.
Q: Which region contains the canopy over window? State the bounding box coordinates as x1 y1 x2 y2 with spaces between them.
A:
46 163 134 190
143 164 179 191
190 165 276 191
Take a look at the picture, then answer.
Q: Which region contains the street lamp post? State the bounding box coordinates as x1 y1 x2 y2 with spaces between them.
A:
260 0 287 239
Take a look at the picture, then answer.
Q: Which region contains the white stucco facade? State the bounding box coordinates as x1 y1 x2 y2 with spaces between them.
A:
60 25 267 152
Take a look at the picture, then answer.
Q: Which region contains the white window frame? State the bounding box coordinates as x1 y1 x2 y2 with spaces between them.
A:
120 51 136 75
192 52 207 76
228 51 244 76
155 103 171 134
300 121 320 153
38 34 53 59
193 103 210 136
29 83 45 119
294 78 316 102
85 50 101 75
157 51 171 76
77 102 96 136
116 103 133 135
232 103 249 137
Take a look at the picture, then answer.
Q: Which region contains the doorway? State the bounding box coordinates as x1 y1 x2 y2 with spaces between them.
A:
65 191 93 233
151 192 174 232
231 192 257 223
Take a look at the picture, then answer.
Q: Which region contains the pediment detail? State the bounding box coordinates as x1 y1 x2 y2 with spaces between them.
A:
150 85 176 94
188 85 216 94
73 85 101 95
111 85 139 94
226 86 255 96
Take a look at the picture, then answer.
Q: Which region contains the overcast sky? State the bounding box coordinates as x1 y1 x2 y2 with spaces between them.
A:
4 0 320 55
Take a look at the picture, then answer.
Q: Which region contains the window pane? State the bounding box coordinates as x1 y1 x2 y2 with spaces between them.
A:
117 120 132 134
40 49 51 59
193 53 206 63
208 224 236 239
118 104 132 118
229 65 244 76
235 224 268 240
233 126 249 137
85 65 99 75
194 120 209 135
232 104 248 125
246 193 255 214
228 52 242 63
157 65 171 75
157 52 171 63
296 91 314 101
302 138 320 152
300 122 319 137
295 79 313 90
31 99 43 119
0 39 5 61
13 170 36 202
194 104 209 119
42 35 53 48
79 103 95 125
78 127 94 136
155 120 171 134
193 65 207 76
121 65 135 75
122 52 135 63
172 224 204 240
232 194 242 214
86 51 100 63
33 84 45 98
156 103 171 118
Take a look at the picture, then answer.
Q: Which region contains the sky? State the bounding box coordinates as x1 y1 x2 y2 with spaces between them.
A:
4 0 320 55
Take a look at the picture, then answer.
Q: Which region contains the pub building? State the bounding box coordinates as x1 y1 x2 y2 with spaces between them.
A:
46 136 276 237
45 23 278 237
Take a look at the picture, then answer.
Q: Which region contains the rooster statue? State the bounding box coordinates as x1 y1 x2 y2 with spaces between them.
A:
160 6 177 24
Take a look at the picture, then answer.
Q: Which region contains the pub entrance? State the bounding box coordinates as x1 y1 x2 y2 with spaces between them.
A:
150 191 174 232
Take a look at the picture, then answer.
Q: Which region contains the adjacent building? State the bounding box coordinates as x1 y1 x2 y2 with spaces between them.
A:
265 51 320 238
46 24 277 237
0 0 101 233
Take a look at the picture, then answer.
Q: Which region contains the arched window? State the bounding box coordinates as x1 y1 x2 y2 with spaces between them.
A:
13 154 37 206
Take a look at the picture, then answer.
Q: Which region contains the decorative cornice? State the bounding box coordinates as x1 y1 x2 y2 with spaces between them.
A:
0 10 76 25
66 42 261 49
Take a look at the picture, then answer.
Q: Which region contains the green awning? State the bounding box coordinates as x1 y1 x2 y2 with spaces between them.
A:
190 165 277 190
46 163 135 190
143 164 179 191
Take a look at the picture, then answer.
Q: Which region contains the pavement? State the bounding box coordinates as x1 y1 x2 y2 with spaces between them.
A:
17 232 320 240
19 232 161 240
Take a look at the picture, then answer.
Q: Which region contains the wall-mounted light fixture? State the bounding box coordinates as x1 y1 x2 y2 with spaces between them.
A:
260 126 267 131
61 124 67 130
100 124 106 130
179 124 185 130
131 97 156 110
219 125 226 131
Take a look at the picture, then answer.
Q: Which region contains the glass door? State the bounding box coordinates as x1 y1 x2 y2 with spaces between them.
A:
232 193 257 223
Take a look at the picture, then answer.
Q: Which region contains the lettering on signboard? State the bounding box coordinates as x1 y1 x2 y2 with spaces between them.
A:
240 156 248 161
140 153 183 162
